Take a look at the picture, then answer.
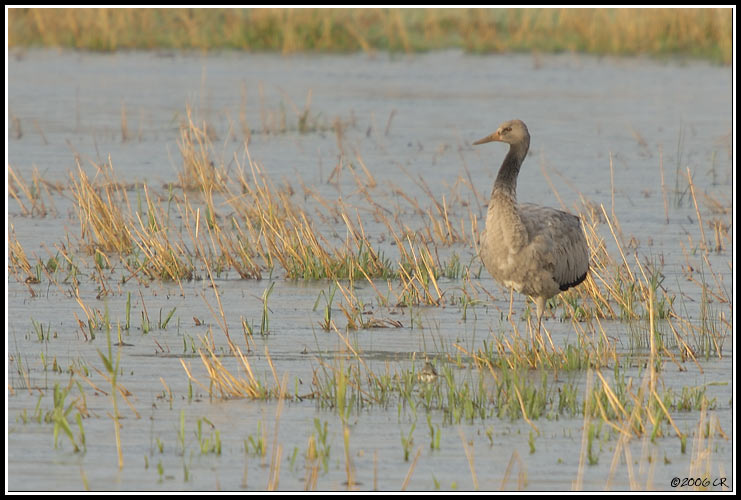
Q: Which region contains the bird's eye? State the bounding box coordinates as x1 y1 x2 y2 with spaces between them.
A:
502 127 511 134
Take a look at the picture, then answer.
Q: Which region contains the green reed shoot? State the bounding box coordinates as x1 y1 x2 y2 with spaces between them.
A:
246 421 267 457
49 383 81 452
400 422 416 461
97 325 123 468
313 418 331 473
159 307 176 329
177 409 186 455
31 318 51 342
314 283 338 331
426 415 441 450
528 431 536 454
195 417 221 455
125 291 131 330
586 423 599 465
261 282 275 336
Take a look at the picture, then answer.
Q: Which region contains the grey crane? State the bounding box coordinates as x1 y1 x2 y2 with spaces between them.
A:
473 119 589 333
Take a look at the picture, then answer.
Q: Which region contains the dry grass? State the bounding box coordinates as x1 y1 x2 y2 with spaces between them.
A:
181 337 277 400
8 8 732 63
8 165 60 217
69 159 134 255
7 225 37 289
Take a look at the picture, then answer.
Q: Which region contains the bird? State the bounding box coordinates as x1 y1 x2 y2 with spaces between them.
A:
473 119 589 334
418 360 438 383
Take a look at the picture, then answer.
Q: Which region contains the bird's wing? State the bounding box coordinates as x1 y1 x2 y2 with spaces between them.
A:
519 203 590 291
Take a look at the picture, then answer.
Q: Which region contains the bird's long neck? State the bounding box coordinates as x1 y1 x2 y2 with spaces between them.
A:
492 140 529 201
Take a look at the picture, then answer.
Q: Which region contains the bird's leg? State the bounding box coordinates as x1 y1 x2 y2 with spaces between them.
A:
508 289 514 320
534 296 556 351
535 296 546 348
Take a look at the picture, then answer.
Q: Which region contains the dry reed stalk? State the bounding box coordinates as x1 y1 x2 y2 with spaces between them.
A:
701 190 731 215
267 373 288 491
683 270 728 306
591 394 625 438
395 265 425 306
70 161 133 254
700 253 731 305
500 450 526 490
623 379 649 438
227 154 382 280
183 336 270 399
354 150 377 188
7 226 34 284
179 358 211 394
129 202 192 283
120 100 128 142
36 172 59 211
304 436 320 490
88 365 140 419
607 394 657 490
658 145 669 223
594 371 630 423
458 428 479 490
159 377 173 404
573 368 594 490
238 83 252 144
210 216 263 279
329 322 382 391
8 166 33 216
686 168 709 253
667 314 717 363
599 204 634 283
539 156 567 211
513 384 540 436
413 175 470 245
342 17 374 55
709 219 726 253
647 284 660 384
650 390 683 439
342 424 355 489
384 109 396 136
178 105 226 192
112 413 123 469
373 450 378 491
574 207 623 318
493 331 523 371
73 287 99 330
29 118 49 145
396 236 443 305
73 312 91 341
608 152 624 239
622 427 639 489
400 445 423 491
688 401 712 490
605 427 628 490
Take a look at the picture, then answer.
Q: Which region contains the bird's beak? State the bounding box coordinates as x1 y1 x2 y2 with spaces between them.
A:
472 130 500 145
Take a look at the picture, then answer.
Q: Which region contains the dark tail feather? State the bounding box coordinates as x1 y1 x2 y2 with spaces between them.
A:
559 270 588 292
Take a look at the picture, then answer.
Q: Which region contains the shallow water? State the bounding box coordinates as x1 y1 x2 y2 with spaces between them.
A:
7 49 733 491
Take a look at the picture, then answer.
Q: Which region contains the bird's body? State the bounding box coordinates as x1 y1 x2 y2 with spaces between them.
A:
474 119 589 330
418 360 438 383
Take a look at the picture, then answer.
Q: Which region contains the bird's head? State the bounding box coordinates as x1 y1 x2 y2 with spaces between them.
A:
473 119 530 147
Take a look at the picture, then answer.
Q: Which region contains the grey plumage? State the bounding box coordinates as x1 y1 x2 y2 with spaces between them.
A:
474 119 589 331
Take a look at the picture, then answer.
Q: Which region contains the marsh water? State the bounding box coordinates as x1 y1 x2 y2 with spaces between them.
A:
7 49 733 491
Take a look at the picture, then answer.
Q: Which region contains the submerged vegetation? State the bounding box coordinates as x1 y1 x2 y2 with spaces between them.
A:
8 8 733 64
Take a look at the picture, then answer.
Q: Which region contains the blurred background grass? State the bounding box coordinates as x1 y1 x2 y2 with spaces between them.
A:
7 8 733 64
